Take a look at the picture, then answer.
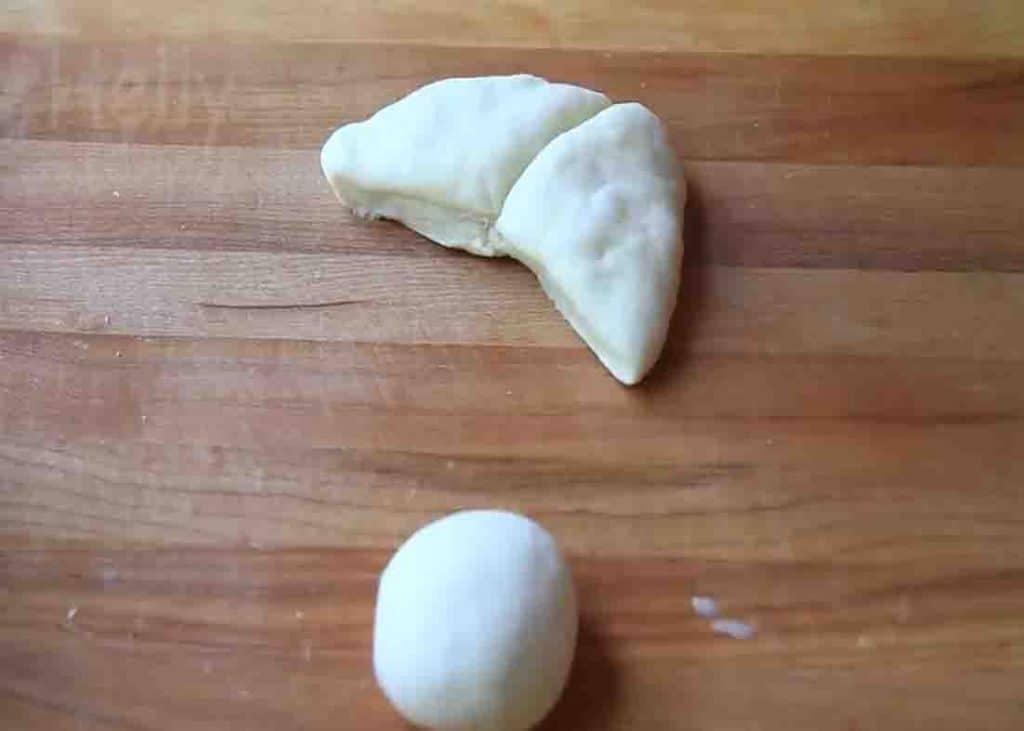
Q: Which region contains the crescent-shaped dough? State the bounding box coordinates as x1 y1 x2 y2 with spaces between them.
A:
321 76 683 384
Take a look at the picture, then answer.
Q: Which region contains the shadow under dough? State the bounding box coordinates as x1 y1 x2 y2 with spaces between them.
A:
537 618 620 730
634 179 710 391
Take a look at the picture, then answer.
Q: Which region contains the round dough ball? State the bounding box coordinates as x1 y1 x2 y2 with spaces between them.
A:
374 510 578 730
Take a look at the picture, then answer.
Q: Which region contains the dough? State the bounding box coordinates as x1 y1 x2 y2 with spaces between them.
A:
321 75 609 255
320 76 683 384
496 103 683 385
373 510 578 730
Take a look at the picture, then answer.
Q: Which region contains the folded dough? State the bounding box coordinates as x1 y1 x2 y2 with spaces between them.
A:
495 103 683 385
321 75 610 256
321 76 683 384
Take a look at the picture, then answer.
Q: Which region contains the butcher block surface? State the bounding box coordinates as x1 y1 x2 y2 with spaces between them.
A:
3 2 1024 729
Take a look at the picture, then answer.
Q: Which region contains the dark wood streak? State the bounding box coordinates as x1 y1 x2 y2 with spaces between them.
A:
196 300 368 310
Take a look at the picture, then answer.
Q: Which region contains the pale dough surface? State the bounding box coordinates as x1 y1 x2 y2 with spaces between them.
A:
321 75 609 255
374 510 578 731
495 103 683 385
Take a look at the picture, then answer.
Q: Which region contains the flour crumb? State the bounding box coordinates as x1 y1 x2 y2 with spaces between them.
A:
711 618 757 640
691 596 719 618
894 594 912 623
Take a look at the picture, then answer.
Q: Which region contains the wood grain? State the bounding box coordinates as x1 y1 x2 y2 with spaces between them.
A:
6 40 1024 166
3 330 1023 559
4 239 1023 359
5 139 1024 270
5 1 1024 57
2 549 1023 730
3 1 1024 729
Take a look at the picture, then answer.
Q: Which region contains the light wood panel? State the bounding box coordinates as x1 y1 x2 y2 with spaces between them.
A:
2 549 1023 730
4 1 1024 57
2 331 1023 560
5 40 1024 166
4 240 1023 359
6 139 1024 270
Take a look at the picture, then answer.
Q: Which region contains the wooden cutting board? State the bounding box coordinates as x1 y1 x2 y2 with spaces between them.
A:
3 3 1024 729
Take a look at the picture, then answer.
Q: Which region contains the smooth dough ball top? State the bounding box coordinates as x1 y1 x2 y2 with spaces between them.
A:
373 510 578 730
